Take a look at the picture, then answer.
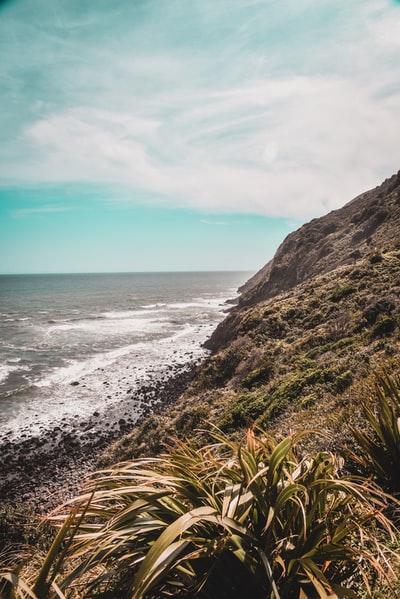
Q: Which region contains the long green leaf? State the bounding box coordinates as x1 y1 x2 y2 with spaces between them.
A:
267 438 292 488
222 483 242 519
131 506 218 598
299 558 334 598
255 548 281 599
130 539 191 598
330 583 358 599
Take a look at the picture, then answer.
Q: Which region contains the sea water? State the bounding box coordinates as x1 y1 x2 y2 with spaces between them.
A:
0 271 249 441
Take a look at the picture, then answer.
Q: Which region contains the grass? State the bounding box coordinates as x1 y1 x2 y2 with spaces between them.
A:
103 251 400 468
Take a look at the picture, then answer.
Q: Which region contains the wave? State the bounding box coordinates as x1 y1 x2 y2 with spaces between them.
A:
0 316 32 323
0 364 20 384
167 300 219 310
100 310 151 319
141 303 167 309
47 317 167 336
35 321 202 389
47 315 106 325
46 310 164 327
0 271 247 440
34 340 156 389
48 322 84 331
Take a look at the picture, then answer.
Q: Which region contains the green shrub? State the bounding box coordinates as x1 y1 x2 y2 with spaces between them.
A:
218 393 266 431
197 347 244 388
271 368 334 405
330 285 357 303
332 370 353 394
3 428 395 599
7 421 400 599
306 337 355 359
242 360 274 389
353 372 400 493
175 406 209 433
371 314 397 338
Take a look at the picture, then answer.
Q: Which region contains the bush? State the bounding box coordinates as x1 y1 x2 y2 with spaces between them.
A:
353 372 400 493
2 429 395 598
330 285 357 303
242 360 274 389
218 393 266 431
197 346 244 389
371 314 397 338
0 503 53 552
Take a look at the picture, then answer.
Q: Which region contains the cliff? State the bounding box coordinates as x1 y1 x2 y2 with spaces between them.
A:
206 170 400 351
101 170 400 465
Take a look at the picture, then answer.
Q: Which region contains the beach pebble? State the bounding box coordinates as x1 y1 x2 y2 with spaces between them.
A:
0 362 198 512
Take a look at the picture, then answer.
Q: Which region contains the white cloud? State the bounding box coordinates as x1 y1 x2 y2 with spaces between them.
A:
201 219 229 226
1 0 400 219
20 71 400 218
13 205 71 218
26 109 162 185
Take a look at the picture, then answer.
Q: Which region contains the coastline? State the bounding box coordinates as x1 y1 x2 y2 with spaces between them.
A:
0 360 198 512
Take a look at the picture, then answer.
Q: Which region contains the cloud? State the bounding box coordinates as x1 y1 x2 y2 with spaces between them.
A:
201 219 229 226
26 109 161 186
13 205 71 218
19 72 400 218
1 0 400 219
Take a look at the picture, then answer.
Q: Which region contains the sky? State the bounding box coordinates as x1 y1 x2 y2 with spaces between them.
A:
1 0 400 274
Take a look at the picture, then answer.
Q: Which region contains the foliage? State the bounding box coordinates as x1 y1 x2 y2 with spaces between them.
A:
242 359 274 389
217 391 267 431
353 372 400 493
195 344 245 389
0 503 87 599
0 504 53 553
2 428 396 598
330 285 357 303
96 252 400 467
370 315 397 338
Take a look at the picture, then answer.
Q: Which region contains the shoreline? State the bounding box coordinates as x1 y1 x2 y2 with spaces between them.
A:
0 360 199 512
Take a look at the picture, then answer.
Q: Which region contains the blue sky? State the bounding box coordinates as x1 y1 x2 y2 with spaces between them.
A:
1 0 400 274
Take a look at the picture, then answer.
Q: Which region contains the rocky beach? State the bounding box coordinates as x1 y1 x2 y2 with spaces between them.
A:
0 271 248 513
0 359 199 511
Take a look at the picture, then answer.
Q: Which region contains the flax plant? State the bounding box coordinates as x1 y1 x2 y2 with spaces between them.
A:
353 372 400 493
0 499 93 599
25 427 394 599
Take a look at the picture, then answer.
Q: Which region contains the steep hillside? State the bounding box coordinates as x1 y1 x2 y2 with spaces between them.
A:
241 170 400 303
101 172 400 465
206 170 400 351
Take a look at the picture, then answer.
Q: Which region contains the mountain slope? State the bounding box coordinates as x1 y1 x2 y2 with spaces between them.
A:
101 171 400 465
243 171 400 301
205 170 400 351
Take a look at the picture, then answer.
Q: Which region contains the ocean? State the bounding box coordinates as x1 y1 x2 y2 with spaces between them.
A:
0 271 249 443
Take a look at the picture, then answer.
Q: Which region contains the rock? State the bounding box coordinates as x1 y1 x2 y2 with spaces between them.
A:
205 170 400 351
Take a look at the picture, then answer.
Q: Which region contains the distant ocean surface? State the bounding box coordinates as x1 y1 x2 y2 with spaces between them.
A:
0 272 250 442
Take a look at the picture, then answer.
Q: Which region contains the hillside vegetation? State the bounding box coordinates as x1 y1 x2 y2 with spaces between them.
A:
102 171 400 465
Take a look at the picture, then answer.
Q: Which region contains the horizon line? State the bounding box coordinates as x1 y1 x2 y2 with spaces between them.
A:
0 269 255 276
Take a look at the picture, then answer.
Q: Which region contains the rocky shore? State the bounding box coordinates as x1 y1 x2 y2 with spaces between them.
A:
0 362 198 512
